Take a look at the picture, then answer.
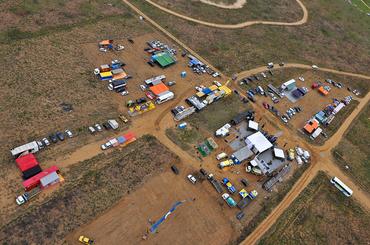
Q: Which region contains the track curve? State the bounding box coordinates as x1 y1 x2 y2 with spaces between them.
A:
142 0 308 29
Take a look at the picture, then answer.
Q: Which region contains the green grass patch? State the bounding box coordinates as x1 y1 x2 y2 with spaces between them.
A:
165 127 204 153
188 94 250 132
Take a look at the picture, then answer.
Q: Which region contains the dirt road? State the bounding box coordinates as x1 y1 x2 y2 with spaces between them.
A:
138 0 308 29
199 0 246 9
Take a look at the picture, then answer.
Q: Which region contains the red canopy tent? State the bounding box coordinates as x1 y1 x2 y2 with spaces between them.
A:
15 153 39 172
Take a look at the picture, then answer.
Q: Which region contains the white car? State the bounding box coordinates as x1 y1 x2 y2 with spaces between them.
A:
312 65 319 70
212 72 220 78
213 80 222 87
261 72 267 78
296 155 303 165
94 124 103 132
298 76 305 82
187 174 196 184
42 138 50 146
121 91 129 96
222 193 230 201
88 126 96 134
94 68 100 75
140 84 146 91
65 129 73 138
101 142 112 150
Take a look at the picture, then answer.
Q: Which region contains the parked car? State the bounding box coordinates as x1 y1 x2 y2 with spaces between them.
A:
78 235 94 244
56 132 65 141
119 115 129 123
212 72 220 78
279 62 285 67
40 138 49 147
102 122 111 130
200 168 208 176
187 174 196 184
262 102 269 109
296 155 303 164
312 65 319 70
88 126 96 134
94 124 103 132
101 142 112 150
261 72 267 78
136 97 147 104
140 84 147 91
65 129 73 138
241 178 249 187
281 116 288 123
171 165 179 175
236 211 245 220
288 149 295 161
166 81 176 86
49 133 58 143
147 61 155 67
145 91 155 100
213 80 222 87
121 91 129 96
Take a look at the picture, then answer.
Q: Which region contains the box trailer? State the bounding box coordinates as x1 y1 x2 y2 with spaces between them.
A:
108 79 127 91
11 142 40 158
15 153 39 172
156 91 174 104
22 166 59 191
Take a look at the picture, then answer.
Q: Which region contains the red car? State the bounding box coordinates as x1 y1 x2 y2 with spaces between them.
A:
262 102 269 109
145 91 155 100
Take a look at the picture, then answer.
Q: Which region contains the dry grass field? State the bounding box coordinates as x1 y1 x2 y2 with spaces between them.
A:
258 171 370 245
131 0 370 76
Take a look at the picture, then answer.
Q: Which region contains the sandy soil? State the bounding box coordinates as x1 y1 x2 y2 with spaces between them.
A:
199 0 246 9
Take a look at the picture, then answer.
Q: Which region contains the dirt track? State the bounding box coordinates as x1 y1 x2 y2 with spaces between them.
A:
138 0 308 29
199 0 246 9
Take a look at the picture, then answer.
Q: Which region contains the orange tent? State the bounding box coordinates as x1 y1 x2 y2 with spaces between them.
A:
150 83 169 96
99 40 113 46
304 119 319 134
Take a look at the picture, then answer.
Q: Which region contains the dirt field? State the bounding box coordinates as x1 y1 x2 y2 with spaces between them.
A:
258 171 370 245
333 102 370 191
0 135 179 244
149 0 302 24
130 0 370 76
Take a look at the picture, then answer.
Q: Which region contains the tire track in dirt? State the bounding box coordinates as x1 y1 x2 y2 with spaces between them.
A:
139 0 308 29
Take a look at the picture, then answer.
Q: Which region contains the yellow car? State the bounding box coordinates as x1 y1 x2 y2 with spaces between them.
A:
79 236 94 244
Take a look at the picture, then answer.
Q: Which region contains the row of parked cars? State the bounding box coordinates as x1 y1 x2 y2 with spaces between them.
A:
36 129 73 149
280 106 302 123
287 146 311 164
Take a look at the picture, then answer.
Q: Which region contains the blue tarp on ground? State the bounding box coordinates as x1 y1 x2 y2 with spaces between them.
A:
189 59 201 66
117 136 126 144
202 88 212 95
150 201 185 233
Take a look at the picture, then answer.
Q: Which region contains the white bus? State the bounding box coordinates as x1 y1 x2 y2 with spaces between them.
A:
330 177 353 197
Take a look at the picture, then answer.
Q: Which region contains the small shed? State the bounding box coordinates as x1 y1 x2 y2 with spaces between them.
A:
273 148 285 159
40 171 60 189
248 120 259 131
150 83 169 96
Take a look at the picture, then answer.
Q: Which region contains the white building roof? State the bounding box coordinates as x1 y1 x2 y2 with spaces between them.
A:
283 79 296 87
273 148 285 159
248 120 259 131
245 131 273 153
311 127 323 138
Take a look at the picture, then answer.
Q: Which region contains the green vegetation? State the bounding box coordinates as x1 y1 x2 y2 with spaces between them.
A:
188 94 250 132
229 163 309 245
333 102 370 191
165 127 204 153
0 135 179 244
151 0 302 24
350 0 370 13
131 0 370 76
258 171 370 245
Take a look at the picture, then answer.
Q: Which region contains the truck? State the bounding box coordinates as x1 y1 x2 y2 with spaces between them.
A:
222 193 237 207
218 159 234 169
216 152 228 160
11 141 40 158
237 190 258 209
222 178 236 194
108 79 127 91
16 188 41 206
207 173 223 193
215 123 231 137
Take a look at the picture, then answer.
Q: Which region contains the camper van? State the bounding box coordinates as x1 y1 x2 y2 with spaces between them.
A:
155 91 174 104
108 80 127 91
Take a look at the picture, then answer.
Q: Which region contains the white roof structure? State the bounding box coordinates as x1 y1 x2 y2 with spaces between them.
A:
250 159 259 167
273 148 285 159
248 120 259 131
333 103 345 115
40 171 59 187
245 131 273 154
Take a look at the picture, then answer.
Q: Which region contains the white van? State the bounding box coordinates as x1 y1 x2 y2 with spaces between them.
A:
216 152 228 160
156 91 175 104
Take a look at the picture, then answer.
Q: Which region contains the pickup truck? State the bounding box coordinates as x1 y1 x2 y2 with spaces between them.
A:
218 159 234 169
222 178 236 194
16 188 41 206
215 124 231 137
222 193 237 207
